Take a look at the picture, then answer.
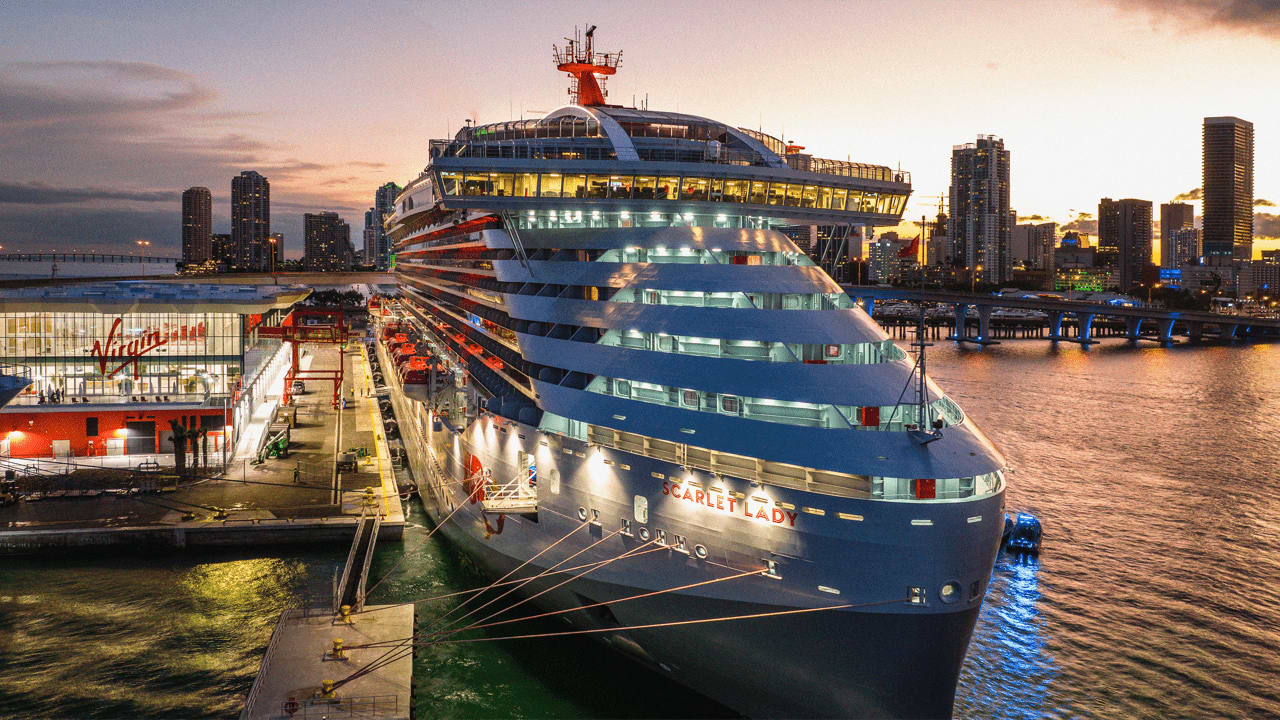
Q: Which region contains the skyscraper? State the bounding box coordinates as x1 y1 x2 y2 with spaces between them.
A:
180 187 212 266
1098 198 1153 291
1202 116 1253 262
948 135 1011 284
1159 202 1195 268
304 212 352 271
363 208 377 265
1013 222 1057 271
1170 228 1202 268
212 233 234 268
231 171 270 271
373 182 402 269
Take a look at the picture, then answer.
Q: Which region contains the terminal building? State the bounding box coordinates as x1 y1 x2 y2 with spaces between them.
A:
0 283 307 458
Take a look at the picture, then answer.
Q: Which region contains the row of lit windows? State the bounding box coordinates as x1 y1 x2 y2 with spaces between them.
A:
437 171 907 215
588 375 961 432
600 330 906 365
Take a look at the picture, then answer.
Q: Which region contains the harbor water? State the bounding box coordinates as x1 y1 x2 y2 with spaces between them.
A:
2 338 1278 719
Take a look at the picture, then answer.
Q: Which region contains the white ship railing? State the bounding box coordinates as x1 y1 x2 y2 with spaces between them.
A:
481 470 537 513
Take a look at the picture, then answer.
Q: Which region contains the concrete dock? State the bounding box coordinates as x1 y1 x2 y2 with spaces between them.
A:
240 603 414 720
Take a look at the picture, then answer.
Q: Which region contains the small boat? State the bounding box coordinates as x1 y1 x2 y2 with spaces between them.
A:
1005 512 1043 554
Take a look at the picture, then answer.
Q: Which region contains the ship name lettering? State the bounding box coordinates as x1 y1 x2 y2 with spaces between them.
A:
662 481 798 527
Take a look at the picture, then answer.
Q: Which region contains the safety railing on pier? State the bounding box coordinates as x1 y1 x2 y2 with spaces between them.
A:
238 601 294 720
287 694 398 719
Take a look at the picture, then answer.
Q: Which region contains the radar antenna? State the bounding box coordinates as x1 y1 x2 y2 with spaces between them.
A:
552 25 622 106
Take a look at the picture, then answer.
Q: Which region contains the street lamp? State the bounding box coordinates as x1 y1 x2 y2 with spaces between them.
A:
1147 282 1162 305
971 265 983 295
268 236 277 275
136 240 150 277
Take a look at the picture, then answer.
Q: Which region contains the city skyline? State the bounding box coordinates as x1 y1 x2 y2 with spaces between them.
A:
2 0 1280 259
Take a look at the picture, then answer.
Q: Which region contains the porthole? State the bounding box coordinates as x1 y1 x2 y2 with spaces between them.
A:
694 544 708 559
638 527 651 541
577 506 588 521
940 581 961 604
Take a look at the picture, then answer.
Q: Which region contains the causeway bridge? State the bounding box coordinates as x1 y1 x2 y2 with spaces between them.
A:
843 286 1280 345
0 252 181 264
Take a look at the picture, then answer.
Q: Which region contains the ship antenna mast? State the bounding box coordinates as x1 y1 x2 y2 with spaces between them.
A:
553 25 622 106
912 215 942 444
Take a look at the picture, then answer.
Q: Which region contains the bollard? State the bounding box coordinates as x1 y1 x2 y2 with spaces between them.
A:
362 486 376 509
319 678 337 700
331 638 345 659
340 604 353 624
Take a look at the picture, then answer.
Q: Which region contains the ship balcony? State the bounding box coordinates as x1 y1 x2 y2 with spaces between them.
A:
481 472 538 514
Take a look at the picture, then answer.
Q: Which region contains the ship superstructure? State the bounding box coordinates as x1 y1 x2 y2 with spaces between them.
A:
381 30 1006 719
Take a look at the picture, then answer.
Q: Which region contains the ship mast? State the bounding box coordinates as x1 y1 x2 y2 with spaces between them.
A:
553 25 622 106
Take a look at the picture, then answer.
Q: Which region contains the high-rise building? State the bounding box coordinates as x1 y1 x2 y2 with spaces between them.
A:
212 233 235 268
1159 202 1195 268
1013 222 1057 271
1170 228 1202 268
180 187 213 266
304 212 352 271
926 212 948 267
1098 198 1153 291
868 232 904 283
1202 116 1253 262
363 208 377 265
231 171 270 271
373 182 402 269
948 135 1011 284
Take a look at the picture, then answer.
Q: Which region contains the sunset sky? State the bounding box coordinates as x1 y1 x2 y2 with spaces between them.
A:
2 0 1279 260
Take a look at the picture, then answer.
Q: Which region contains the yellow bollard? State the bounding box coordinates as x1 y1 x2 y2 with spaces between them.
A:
340 604 353 624
331 638 345 659
320 678 337 700
362 486 376 508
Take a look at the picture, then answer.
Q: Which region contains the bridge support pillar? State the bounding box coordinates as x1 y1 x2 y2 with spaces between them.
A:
1188 321 1204 342
1073 312 1097 345
950 304 969 341
1222 323 1239 342
1048 311 1065 341
1125 317 1143 341
974 306 998 344
1157 319 1175 344
859 297 874 316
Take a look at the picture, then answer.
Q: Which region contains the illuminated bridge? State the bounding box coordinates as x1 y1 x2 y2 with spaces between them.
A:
844 286 1280 345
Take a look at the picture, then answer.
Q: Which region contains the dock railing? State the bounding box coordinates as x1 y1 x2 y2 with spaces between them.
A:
238 601 294 720
289 694 398 719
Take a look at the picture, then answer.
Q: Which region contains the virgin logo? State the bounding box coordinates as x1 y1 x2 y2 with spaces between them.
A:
91 318 168 379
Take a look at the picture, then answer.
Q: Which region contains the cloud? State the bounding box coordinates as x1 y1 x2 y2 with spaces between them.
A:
1062 211 1098 234
0 60 382 257
1173 187 1202 203
1255 198 1275 207
1110 0 1280 38
0 181 178 205
985 62 1000 71
1257 212 1280 239
1017 214 1049 222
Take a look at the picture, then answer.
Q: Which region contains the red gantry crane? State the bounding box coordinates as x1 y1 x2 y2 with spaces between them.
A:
257 307 349 408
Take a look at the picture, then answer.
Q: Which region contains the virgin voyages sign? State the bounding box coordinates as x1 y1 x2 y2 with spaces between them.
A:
91 318 168 379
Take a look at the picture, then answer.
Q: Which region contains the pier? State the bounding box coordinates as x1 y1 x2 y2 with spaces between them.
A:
845 286 1280 345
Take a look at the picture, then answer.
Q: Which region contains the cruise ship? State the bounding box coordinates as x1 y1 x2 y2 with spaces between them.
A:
380 29 1007 719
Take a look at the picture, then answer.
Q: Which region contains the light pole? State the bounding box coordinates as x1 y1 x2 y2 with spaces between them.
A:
1148 282 1161 305
136 240 150 277
971 265 983 295
268 236 277 275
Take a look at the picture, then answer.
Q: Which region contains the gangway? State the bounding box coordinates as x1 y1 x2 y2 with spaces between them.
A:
480 470 538 514
335 509 381 612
